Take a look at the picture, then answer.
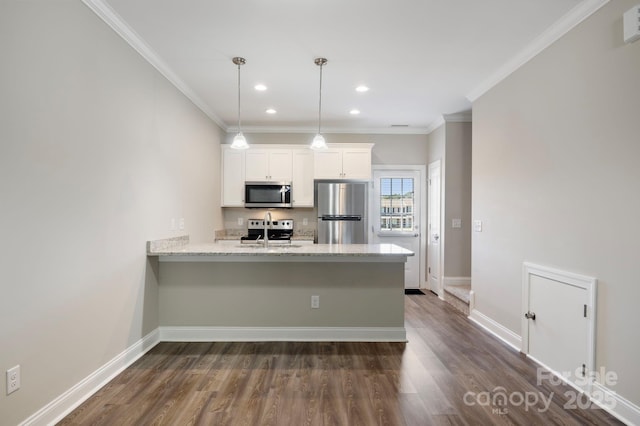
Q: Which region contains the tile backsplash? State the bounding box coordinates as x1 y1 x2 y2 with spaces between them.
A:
222 207 317 234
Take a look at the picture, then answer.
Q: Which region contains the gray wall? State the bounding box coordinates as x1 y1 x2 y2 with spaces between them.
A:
223 132 429 165
159 262 405 327
472 0 640 406
0 1 223 424
427 122 472 279
444 122 472 277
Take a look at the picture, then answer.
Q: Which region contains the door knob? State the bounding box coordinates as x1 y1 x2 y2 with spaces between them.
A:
524 311 536 320
434 235 439 241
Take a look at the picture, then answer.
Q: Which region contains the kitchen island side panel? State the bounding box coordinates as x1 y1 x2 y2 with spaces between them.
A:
158 261 404 328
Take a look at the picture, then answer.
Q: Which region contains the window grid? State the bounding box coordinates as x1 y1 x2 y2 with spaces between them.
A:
380 178 414 231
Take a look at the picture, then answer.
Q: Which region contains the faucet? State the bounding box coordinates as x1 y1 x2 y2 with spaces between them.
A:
264 211 272 247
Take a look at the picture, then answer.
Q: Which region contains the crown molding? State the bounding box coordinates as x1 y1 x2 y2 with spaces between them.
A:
443 112 472 122
466 0 610 102
81 0 227 130
424 116 445 134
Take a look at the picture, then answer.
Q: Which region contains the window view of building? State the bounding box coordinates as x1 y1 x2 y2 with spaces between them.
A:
380 178 414 231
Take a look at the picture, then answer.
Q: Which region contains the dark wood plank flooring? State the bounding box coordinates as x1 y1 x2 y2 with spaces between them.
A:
59 293 622 425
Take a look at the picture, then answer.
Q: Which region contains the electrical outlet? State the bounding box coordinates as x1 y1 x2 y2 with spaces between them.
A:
237 217 244 226
311 295 320 309
179 218 185 230
170 218 176 231
7 365 20 395
303 218 308 226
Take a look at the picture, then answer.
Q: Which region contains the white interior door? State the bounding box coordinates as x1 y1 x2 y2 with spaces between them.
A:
428 161 441 295
523 264 597 392
370 168 422 289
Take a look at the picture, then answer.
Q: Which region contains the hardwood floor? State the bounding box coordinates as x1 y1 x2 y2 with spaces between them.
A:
59 293 622 425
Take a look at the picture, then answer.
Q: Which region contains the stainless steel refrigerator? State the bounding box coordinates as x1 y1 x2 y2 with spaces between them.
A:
316 181 368 244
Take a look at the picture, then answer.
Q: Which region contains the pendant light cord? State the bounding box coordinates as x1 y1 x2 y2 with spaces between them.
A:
315 58 327 136
237 61 242 133
318 62 323 135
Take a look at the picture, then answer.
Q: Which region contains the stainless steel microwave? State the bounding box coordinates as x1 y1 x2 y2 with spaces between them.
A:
244 182 292 208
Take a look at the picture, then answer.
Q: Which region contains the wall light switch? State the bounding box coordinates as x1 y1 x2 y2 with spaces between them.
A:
452 218 462 229
473 220 483 232
237 217 244 226
179 218 185 230
170 218 176 231
303 218 308 226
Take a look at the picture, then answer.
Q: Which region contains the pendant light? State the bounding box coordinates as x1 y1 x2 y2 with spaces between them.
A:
230 57 249 150
310 57 328 150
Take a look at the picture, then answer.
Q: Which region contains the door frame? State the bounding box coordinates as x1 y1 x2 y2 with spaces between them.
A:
428 160 444 297
370 165 427 289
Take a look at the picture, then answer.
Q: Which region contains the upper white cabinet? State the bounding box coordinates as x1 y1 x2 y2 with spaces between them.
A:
313 144 373 180
221 143 373 208
245 149 292 182
221 146 245 207
291 149 314 207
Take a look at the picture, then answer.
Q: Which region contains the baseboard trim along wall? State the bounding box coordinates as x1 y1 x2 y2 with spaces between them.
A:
468 308 522 351
19 326 406 424
21 329 160 426
159 326 408 343
21 320 639 426
469 309 639 425
591 381 640 426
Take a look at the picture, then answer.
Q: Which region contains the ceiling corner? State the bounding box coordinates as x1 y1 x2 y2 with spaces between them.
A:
81 0 228 131
466 0 610 103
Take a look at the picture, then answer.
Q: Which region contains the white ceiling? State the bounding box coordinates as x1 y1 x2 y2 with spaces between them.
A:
88 0 595 134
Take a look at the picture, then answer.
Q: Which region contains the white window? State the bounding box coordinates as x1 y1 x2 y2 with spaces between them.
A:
379 178 415 232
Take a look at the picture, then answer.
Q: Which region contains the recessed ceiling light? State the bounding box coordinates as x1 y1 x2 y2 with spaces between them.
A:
355 85 369 93
265 108 277 114
349 109 360 115
254 84 267 91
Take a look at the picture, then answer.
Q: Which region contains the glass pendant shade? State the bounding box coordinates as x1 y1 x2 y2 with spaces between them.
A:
311 133 328 150
231 57 248 150
310 57 328 151
231 132 249 150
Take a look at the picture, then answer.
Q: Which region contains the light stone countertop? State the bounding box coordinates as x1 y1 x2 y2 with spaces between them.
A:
147 236 413 263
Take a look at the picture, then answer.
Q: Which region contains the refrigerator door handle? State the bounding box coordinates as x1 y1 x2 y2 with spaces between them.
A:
320 215 362 221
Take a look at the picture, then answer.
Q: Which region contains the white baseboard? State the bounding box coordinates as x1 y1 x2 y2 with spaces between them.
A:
159 326 407 342
590 382 640 426
21 329 160 426
469 309 638 425
527 355 639 426
468 308 521 351
443 276 471 287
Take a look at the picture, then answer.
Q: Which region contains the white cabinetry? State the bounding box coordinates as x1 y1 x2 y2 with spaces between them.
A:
221 146 245 207
245 149 292 182
313 144 373 180
221 143 373 208
291 149 314 207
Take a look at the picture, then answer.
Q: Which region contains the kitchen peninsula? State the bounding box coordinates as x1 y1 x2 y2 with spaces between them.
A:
147 236 413 342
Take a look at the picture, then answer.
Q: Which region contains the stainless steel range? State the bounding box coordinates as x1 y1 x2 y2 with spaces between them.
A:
240 219 294 243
